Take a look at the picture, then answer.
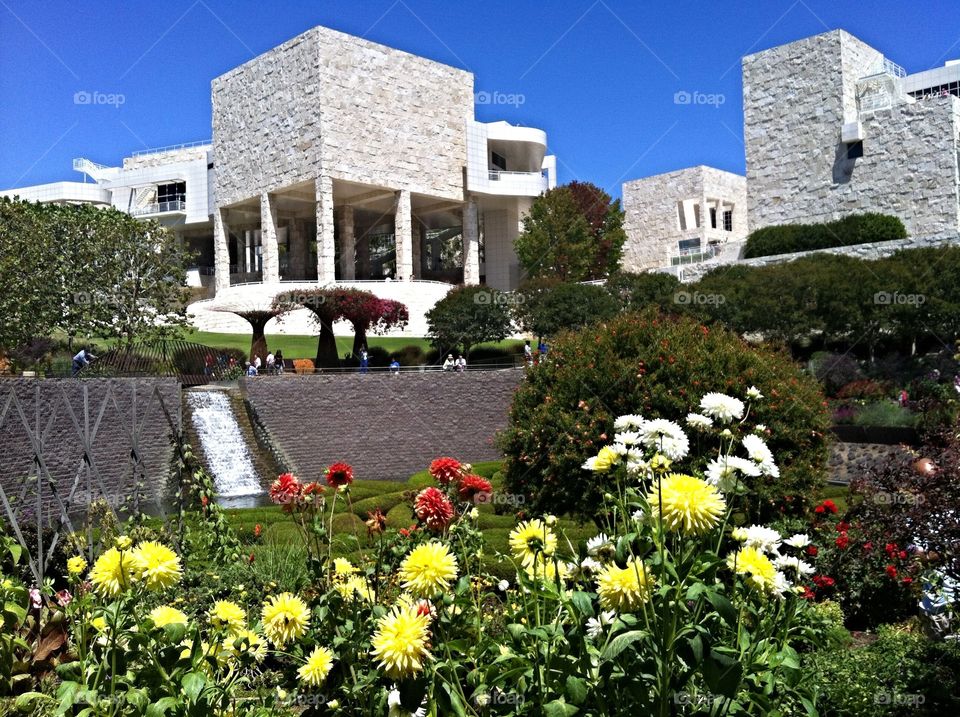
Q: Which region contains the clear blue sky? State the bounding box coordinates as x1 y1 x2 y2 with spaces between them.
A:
2 0 959 198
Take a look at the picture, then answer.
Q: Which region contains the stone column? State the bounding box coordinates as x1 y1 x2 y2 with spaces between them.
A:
288 219 306 279
356 225 371 279
213 208 231 293
316 176 336 283
462 198 480 285
411 217 422 280
260 192 280 283
338 205 356 280
394 189 413 281
244 231 253 274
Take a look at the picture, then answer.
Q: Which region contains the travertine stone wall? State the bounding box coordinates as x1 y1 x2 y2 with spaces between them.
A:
242 371 521 481
122 146 210 170
0 380 181 514
622 166 747 271
212 26 473 209
744 30 960 238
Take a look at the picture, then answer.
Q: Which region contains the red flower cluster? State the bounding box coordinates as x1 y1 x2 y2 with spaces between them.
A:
458 474 493 502
269 472 325 511
270 473 302 505
812 575 835 588
325 462 354 488
429 457 464 485
414 487 455 531
835 534 850 550
814 499 838 515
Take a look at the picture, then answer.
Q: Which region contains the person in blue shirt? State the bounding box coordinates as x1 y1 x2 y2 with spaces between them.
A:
538 339 548 361
71 347 97 377
359 347 369 374
389 359 400 374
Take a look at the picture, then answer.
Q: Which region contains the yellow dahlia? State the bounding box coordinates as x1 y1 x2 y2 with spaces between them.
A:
335 575 374 602
509 519 557 567
88 548 136 597
399 542 459 597
298 646 335 686
596 558 655 612
524 555 570 583
370 603 431 679
646 473 726 535
131 541 182 591
231 628 267 662
67 555 88 576
148 605 189 628
209 600 247 633
261 592 310 646
332 557 358 578
727 546 778 593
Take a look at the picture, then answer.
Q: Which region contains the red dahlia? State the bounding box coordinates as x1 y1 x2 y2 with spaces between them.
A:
835 535 850 550
429 457 463 485
414 487 455 531
270 472 302 505
325 462 354 488
458 474 493 502
885 564 898 579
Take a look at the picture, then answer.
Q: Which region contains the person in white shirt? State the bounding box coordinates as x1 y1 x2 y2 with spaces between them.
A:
253 355 262 370
456 355 466 372
266 352 275 374
442 354 455 371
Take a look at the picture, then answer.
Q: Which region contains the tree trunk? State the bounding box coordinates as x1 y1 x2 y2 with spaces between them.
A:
314 319 339 368
248 315 270 364
352 322 368 358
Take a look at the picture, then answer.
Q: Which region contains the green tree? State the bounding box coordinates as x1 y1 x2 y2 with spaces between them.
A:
514 182 625 282
425 285 513 357
514 279 618 338
606 271 682 313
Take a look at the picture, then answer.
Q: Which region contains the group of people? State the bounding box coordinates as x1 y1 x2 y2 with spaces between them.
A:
523 339 548 367
442 354 468 372
244 350 285 377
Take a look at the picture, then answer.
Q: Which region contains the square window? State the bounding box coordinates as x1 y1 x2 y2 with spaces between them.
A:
847 141 864 160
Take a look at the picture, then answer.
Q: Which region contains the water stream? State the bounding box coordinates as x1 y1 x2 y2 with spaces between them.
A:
185 390 264 500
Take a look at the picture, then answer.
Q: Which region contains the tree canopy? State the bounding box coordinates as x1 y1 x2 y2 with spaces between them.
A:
514 278 618 338
425 285 513 357
514 182 626 282
0 197 189 352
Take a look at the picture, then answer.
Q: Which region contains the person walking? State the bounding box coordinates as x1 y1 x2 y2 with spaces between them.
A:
266 351 275 375
523 340 533 367
204 352 215 377
359 347 369 374
275 349 284 375
71 347 97 377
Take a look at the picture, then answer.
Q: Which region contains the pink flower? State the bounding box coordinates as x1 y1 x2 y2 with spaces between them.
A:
29 588 42 609
270 472 302 505
429 457 463 485
56 590 72 607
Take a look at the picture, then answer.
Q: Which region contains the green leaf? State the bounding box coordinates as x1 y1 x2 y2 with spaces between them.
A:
181 672 206 703
569 590 594 617
600 630 647 660
704 590 738 626
544 698 579 717
702 649 743 699
146 697 179 717
566 675 588 705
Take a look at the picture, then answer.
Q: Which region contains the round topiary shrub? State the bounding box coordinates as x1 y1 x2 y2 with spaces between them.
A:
500 309 830 524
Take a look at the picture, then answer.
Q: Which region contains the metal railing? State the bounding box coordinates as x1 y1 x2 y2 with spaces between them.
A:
131 139 212 157
488 169 549 180
131 200 186 216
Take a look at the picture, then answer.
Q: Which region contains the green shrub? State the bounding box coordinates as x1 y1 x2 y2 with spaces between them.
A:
389 344 426 366
808 623 960 716
743 213 907 258
852 401 917 427
500 309 830 524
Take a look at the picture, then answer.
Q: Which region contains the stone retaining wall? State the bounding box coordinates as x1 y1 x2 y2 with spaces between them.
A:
0 379 181 517
242 371 522 481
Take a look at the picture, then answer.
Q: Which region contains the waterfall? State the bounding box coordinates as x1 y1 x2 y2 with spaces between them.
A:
185 390 264 498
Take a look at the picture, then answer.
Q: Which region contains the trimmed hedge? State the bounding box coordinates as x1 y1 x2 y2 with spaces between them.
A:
743 213 907 259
